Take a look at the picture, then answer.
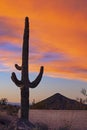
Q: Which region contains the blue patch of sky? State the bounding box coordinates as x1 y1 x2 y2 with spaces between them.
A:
0 63 10 70
29 38 42 53
40 52 68 62
0 42 21 52
29 45 38 54
30 72 87 101
0 18 20 38
0 30 21 38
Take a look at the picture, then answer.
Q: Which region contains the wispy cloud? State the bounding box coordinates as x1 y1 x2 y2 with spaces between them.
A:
0 0 87 81
0 42 21 52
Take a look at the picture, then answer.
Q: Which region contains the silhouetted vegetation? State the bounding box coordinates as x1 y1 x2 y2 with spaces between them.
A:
76 88 87 104
0 98 8 105
0 103 19 116
10 17 44 130
81 88 87 103
0 98 19 116
11 17 44 121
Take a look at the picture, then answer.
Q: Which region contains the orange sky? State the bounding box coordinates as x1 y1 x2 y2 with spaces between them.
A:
0 0 87 81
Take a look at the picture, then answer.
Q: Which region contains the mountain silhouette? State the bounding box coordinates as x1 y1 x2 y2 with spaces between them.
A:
31 93 87 110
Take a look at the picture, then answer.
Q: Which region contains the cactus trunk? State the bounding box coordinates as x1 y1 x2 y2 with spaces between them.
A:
21 17 29 120
11 17 44 121
21 88 29 120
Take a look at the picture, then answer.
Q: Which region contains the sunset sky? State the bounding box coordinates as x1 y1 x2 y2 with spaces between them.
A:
0 0 87 103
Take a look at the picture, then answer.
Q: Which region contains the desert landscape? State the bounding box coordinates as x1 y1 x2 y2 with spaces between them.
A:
0 1 87 130
0 92 87 130
30 110 87 130
0 109 87 130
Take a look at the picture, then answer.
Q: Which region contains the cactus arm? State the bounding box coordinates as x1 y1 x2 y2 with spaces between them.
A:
11 72 23 87
29 66 44 88
15 64 22 70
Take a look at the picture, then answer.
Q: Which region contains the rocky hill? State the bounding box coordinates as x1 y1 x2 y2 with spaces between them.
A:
31 93 87 110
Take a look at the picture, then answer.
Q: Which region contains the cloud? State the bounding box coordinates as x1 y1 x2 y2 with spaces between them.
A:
0 42 21 52
0 0 87 81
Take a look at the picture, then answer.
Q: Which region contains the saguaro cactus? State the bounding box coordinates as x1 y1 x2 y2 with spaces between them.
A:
11 17 44 121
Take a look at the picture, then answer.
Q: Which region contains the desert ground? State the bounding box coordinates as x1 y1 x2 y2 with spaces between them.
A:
29 110 87 130
0 109 87 130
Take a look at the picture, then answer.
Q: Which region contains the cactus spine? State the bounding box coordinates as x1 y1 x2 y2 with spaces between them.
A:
11 17 44 121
